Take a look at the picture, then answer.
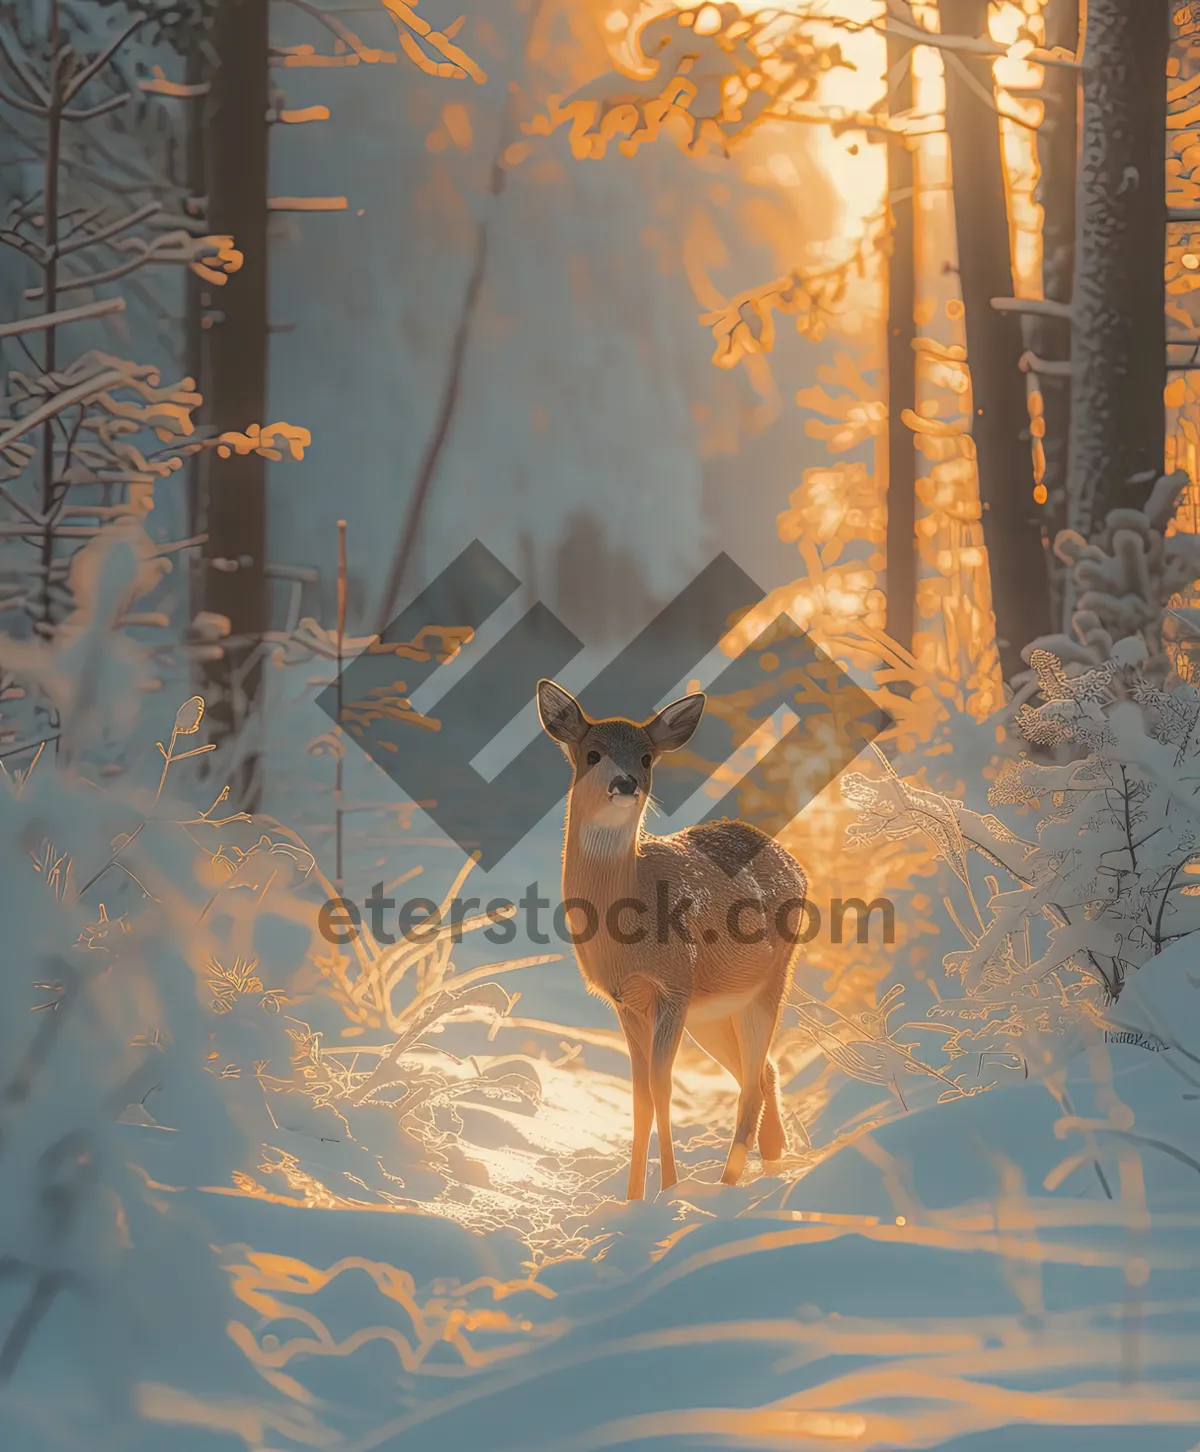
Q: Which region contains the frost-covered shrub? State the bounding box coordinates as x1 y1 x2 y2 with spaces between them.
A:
844 637 1200 1080
0 546 274 1441
0 523 553 1444
1028 470 1200 682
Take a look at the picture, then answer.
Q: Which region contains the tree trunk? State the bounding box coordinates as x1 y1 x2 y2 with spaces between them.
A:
885 24 916 655
1032 0 1080 629
1068 0 1167 534
941 0 1052 677
186 45 208 628
196 0 270 809
38 3 66 634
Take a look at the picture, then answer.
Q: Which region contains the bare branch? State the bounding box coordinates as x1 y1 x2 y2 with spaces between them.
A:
0 367 126 454
266 195 348 211
24 230 216 297
766 105 892 137
62 17 145 103
0 523 106 539
0 484 42 526
139 76 209 98
882 15 1082 71
55 202 161 257
1019 350 1074 378
991 296 1072 320
41 145 186 203
0 229 44 264
0 296 125 337
269 104 330 125
0 25 49 103
58 203 108 242
62 92 130 123
275 0 392 62
151 532 206 557
0 80 47 117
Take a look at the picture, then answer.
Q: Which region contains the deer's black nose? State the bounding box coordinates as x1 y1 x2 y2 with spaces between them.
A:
608 774 638 797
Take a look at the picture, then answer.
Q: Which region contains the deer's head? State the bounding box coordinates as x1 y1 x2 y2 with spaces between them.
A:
536 679 705 833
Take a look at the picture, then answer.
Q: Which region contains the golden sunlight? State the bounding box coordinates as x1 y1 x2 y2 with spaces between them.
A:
4 5 1197 1448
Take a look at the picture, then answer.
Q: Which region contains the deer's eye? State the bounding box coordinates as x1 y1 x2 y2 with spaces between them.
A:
586 750 601 766
641 754 652 769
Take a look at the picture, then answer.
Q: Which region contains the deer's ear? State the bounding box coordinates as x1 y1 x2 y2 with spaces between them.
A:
646 693 705 753
537 680 588 746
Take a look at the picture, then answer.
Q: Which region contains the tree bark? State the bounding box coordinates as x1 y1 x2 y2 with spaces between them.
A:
1068 0 1168 534
197 0 269 808
941 0 1052 677
1031 0 1079 630
40 6 63 631
885 24 916 655
186 44 208 619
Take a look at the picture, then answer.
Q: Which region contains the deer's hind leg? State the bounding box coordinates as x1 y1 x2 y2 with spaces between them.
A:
722 995 775 1185
757 1055 787 1162
755 961 791 1163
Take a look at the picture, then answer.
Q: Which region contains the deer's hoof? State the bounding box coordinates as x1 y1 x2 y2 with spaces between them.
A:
721 1143 748 1185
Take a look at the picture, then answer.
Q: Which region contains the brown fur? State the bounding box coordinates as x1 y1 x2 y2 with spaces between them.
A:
537 680 807 1199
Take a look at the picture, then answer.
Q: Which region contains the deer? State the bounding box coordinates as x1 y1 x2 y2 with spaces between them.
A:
536 679 807 1200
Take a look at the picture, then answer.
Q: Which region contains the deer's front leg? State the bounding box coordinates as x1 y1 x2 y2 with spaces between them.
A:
617 1004 653 1201
650 997 686 1192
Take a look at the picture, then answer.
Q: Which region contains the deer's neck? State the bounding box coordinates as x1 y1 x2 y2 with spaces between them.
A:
562 801 642 907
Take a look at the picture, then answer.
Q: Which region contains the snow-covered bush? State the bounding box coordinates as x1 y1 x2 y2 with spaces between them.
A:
0 528 541 1443
0 533 273 1441
1029 469 1200 682
844 636 1200 1082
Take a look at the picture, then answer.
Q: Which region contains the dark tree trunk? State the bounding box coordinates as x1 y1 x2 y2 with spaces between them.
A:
941 0 1052 678
885 24 916 656
1068 0 1168 534
1032 0 1080 628
196 0 270 809
186 45 208 626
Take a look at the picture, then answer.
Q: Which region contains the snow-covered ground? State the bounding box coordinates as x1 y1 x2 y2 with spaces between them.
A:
2 625 1199 1452
4 3 1197 1445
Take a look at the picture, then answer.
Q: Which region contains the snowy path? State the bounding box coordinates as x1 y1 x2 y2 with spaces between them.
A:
124 935 1200 1452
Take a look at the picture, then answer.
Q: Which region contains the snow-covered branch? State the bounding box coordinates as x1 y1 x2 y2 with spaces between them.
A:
1019 350 1074 377
991 296 1072 320
23 229 231 298
880 15 1081 72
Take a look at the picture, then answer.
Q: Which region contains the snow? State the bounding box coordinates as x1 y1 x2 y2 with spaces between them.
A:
2 628 1199 1452
3 6 1199 1447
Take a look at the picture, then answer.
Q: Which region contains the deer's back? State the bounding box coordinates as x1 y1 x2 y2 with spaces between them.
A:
634 820 807 1003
